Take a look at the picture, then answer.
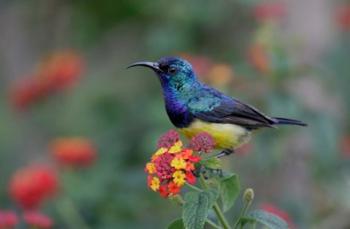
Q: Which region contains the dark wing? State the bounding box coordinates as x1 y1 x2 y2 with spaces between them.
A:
192 95 276 130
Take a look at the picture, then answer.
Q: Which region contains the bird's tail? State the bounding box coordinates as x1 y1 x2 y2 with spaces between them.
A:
272 117 307 127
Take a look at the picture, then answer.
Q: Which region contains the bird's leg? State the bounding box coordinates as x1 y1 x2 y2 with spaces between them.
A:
215 149 235 158
194 149 235 178
205 168 224 177
216 168 223 177
193 166 201 177
193 165 209 179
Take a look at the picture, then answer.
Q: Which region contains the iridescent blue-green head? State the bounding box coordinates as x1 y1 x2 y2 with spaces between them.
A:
127 57 198 89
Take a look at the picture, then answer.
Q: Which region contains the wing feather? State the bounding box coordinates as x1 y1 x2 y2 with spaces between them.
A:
190 94 275 129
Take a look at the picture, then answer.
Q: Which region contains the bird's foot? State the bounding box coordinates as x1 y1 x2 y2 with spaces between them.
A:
216 149 235 158
210 168 224 177
193 165 207 179
193 165 223 179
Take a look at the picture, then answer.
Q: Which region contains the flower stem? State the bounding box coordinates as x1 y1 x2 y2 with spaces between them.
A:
199 174 232 229
233 197 253 229
55 196 90 229
206 218 223 229
186 182 203 192
212 202 231 229
173 195 185 205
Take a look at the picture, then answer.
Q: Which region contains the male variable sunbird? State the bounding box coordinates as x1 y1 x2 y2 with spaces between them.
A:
128 57 307 157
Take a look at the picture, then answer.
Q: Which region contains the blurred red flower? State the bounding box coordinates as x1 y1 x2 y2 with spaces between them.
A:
253 2 286 22
247 43 271 75
235 143 253 156
340 135 350 157
179 53 213 76
9 165 58 210
9 77 49 110
24 211 53 229
37 51 84 90
51 137 97 167
9 50 84 110
179 53 235 87
206 64 234 87
0 210 18 229
336 5 350 31
261 203 295 228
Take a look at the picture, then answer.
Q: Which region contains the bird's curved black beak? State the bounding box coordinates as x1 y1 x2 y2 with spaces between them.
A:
127 61 162 73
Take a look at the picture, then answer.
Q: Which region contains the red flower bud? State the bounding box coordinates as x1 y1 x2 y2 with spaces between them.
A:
157 130 180 148
189 132 215 153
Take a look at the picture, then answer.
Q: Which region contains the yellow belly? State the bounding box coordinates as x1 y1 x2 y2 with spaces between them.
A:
179 119 251 149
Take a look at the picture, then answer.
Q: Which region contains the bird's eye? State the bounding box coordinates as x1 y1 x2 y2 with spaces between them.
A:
168 67 177 75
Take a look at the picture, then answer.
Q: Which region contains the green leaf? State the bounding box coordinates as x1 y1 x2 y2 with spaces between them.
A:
219 173 240 212
238 217 257 227
182 190 218 229
167 218 185 229
248 210 288 229
207 188 219 207
200 157 222 169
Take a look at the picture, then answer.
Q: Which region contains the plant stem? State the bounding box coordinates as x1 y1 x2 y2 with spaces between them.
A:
199 174 232 229
55 196 90 229
173 195 185 205
251 222 257 229
206 218 223 229
212 202 231 229
186 182 203 192
233 197 253 229
198 174 210 189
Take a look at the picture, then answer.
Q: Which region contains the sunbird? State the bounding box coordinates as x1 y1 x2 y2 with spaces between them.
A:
128 57 307 157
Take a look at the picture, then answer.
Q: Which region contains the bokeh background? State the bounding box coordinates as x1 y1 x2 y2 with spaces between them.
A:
0 0 350 228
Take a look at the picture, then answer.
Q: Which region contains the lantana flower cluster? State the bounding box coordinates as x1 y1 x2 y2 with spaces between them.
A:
145 131 203 198
0 210 53 229
179 53 234 87
9 50 84 110
4 136 97 229
0 210 18 229
253 2 286 22
336 5 350 31
9 164 58 210
145 130 215 198
50 137 97 168
5 164 57 229
23 211 53 229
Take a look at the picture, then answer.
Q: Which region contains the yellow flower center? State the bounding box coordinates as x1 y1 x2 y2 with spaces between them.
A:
145 162 156 174
172 171 186 186
152 147 167 160
170 157 187 170
168 141 183 154
150 177 160 191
